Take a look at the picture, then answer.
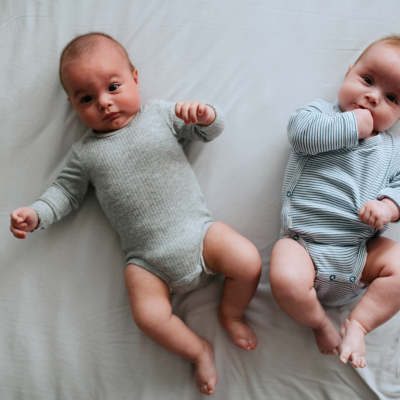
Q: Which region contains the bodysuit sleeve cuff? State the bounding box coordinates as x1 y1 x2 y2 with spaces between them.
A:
345 111 359 148
194 103 225 142
29 199 56 230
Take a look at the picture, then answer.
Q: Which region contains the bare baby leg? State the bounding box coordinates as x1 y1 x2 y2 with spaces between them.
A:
203 222 262 351
340 237 400 368
125 264 217 396
270 238 341 355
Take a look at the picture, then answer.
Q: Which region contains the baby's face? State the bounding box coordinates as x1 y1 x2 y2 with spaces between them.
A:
338 42 400 132
62 43 140 133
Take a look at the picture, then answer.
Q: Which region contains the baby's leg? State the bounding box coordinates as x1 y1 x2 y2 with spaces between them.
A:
125 264 217 396
203 222 262 351
270 238 341 355
340 237 400 368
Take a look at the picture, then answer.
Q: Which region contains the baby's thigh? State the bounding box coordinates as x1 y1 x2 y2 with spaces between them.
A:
362 237 400 284
270 238 315 292
125 264 172 321
202 221 261 279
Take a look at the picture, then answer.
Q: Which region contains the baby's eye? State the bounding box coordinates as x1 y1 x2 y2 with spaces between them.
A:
386 94 398 104
363 76 373 85
108 84 120 92
81 95 93 104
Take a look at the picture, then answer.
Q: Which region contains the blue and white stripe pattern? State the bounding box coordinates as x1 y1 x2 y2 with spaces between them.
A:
280 99 400 306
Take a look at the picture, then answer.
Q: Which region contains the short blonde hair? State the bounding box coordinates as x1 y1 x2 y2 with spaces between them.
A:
355 34 400 64
59 32 135 90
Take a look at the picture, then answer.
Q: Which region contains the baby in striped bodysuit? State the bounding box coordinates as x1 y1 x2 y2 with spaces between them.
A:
270 35 400 368
9 32 262 395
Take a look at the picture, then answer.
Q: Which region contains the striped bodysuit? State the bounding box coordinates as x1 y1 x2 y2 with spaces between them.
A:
280 99 400 306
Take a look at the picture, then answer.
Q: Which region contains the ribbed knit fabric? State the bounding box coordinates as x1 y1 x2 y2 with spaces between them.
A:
280 99 400 306
30 99 224 293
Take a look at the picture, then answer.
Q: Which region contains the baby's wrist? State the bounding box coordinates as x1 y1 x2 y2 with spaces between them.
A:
380 198 400 221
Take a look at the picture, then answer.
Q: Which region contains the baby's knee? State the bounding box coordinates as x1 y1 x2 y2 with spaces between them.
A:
132 300 172 334
270 267 310 303
245 245 262 280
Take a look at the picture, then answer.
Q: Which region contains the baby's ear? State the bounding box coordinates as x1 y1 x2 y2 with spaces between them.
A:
132 68 139 83
345 64 354 77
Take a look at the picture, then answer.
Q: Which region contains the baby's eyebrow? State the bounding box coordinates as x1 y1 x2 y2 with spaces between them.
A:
73 89 85 99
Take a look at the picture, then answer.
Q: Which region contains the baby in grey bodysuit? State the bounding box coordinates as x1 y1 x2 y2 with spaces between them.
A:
9 32 262 395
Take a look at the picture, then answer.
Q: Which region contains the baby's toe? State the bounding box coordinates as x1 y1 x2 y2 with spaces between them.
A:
249 336 258 350
351 354 361 368
360 357 367 368
339 347 351 364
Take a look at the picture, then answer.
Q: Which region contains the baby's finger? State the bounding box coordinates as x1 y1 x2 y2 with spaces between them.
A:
10 225 26 239
198 102 206 116
375 219 384 229
175 102 184 119
181 103 191 125
189 102 200 124
367 215 376 227
358 206 365 219
361 208 371 223
12 221 28 229
10 209 25 223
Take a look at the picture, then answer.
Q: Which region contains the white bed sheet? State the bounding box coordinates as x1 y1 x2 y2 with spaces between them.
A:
1 0 400 399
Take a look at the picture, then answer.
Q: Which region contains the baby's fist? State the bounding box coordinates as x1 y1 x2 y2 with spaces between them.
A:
358 200 391 229
10 207 39 239
353 108 373 139
175 101 215 126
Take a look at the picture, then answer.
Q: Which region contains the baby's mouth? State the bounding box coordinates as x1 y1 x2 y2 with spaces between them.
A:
354 104 366 110
103 112 119 120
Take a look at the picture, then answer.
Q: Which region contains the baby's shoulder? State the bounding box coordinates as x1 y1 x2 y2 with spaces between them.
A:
295 99 337 116
141 98 176 122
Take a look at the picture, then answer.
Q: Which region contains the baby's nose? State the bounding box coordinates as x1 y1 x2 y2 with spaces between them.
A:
98 94 113 109
366 91 379 104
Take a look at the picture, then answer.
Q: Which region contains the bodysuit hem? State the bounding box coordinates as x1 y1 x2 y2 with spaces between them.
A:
126 220 215 295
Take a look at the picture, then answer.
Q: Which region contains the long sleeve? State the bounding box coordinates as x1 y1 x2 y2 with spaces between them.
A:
288 100 359 155
30 144 90 230
157 100 225 142
377 150 400 211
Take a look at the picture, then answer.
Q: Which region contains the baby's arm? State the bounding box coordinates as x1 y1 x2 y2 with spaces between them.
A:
10 144 89 237
10 207 39 239
288 100 373 155
157 99 224 142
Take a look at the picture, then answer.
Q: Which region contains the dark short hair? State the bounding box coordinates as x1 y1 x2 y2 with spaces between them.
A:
59 32 135 90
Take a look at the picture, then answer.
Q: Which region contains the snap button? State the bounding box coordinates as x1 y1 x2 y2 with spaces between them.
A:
350 276 356 282
330 275 336 281
293 234 299 241
286 191 291 197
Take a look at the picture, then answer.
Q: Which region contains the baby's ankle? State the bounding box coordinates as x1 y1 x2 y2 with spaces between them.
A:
218 311 243 326
344 318 368 336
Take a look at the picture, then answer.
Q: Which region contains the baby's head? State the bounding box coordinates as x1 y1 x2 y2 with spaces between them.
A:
338 35 400 132
60 32 140 133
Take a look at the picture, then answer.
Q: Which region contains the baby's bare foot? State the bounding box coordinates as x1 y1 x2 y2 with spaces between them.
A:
339 318 367 368
312 317 341 356
219 314 258 350
193 340 218 396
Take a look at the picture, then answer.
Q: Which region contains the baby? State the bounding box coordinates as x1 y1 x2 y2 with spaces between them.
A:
9 32 262 395
270 35 400 368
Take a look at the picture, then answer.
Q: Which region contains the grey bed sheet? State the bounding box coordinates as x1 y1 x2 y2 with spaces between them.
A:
1 0 399 399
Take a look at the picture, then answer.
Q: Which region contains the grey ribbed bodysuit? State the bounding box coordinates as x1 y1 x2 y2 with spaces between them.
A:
30 99 225 294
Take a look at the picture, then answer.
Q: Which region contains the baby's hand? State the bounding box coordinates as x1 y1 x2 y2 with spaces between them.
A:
175 101 216 126
358 200 392 229
353 109 374 139
10 207 39 239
